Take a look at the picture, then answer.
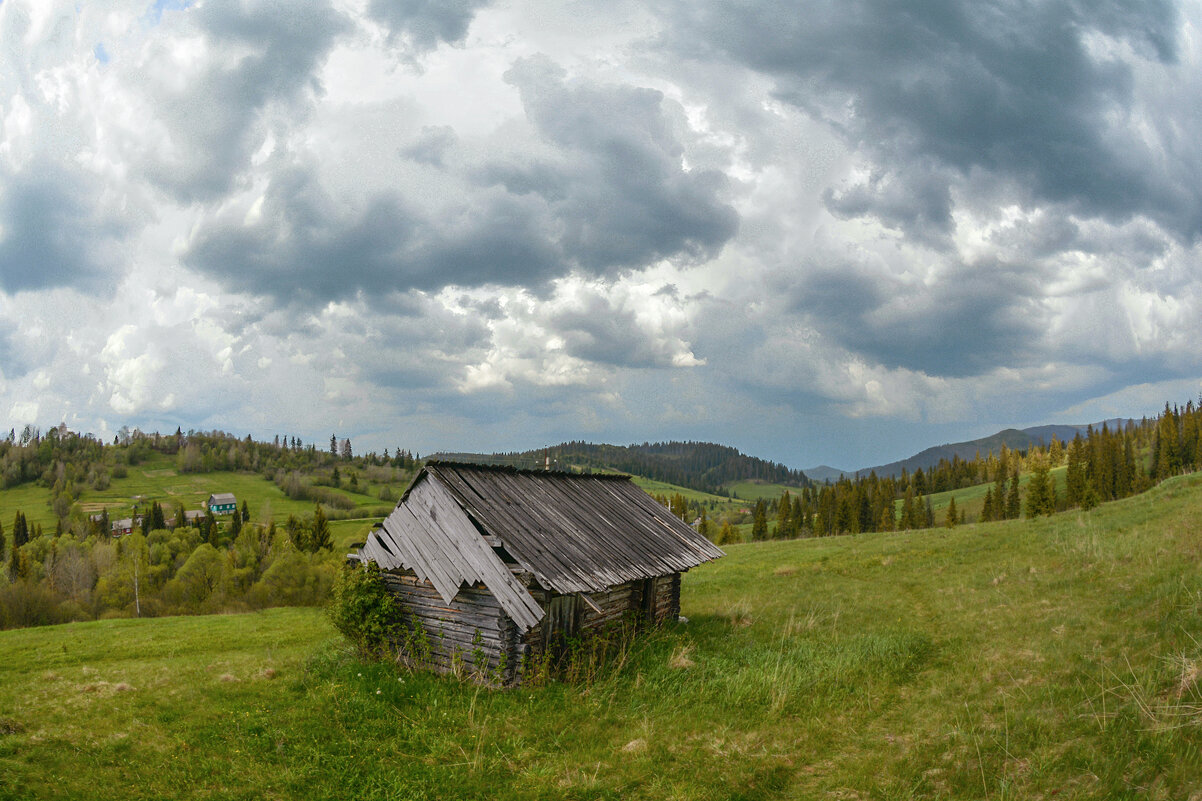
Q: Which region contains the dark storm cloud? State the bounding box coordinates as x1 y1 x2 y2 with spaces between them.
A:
496 56 739 273
182 161 563 303
663 0 1200 239
549 294 683 369
367 0 492 50
0 166 123 295
824 163 955 245
788 259 1043 377
145 0 349 201
185 57 739 304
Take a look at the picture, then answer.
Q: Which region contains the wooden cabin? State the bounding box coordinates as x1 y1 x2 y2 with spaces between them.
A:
350 462 724 683
206 493 237 515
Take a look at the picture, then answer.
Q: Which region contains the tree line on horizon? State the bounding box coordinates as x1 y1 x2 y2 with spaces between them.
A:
482 440 809 495
696 400 1201 542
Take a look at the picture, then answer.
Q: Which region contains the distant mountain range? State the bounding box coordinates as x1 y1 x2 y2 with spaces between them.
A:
435 419 1139 495
805 419 1136 481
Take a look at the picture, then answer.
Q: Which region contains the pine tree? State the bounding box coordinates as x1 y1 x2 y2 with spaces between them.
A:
204 510 218 546
877 501 896 532
241 500 250 523
751 500 768 541
993 469 1008 519
13 512 28 549
1065 434 1086 507
1024 454 1055 517
944 497 958 528
285 515 307 551
1005 466 1021 519
716 521 737 545
1048 435 1064 466
899 486 916 530
981 486 995 523
311 504 332 551
924 496 935 528
776 490 792 538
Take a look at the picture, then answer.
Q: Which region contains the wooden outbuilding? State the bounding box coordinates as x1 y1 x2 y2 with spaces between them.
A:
351 462 724 682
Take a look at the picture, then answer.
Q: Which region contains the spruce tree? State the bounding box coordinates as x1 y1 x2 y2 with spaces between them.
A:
285 515 307 551
751 500 768 541
1048 435 1064 466
1065 435 1086 507
900 486 916 530
1024 454 1055 517
944 497 958 528
1005 466 1022 519
981 487 995 522
776 490 792 538
310 504 332 551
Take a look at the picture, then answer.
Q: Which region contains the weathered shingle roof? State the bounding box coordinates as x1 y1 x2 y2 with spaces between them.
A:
356 462 724 631
208 493 236 504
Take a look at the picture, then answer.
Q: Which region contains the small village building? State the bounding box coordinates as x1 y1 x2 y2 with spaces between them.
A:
165 510 206 528
206 493 238 515
351 462 724 683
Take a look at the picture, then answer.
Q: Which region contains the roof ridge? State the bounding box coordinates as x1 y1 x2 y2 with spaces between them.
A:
426 460 631 480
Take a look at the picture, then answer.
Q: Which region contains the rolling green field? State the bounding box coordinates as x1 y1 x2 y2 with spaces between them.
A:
724 480 805 502
628 476 735 508
4 472 1202 799
0 454 401 533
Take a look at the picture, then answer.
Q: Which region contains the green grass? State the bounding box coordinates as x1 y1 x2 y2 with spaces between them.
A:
628 476 734 508
4 474 1202 798
724 480 805 502
0 455 401 533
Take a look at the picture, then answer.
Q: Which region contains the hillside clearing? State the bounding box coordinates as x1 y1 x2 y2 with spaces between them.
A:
2 474 1202 799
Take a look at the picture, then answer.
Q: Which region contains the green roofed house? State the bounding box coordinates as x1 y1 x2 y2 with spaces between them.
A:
206 493 238 515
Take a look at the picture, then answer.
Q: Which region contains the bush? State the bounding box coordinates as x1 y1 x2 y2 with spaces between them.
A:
328 562 401 658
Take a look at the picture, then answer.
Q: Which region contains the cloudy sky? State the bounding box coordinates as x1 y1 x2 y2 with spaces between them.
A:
2 0 1201 471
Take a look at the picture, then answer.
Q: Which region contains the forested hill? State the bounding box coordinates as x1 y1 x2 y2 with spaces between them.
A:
435 441 809 495
845 419 1137 480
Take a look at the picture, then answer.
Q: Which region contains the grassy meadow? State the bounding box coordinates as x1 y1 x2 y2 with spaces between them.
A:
3 473 1202 799
2 453 405 533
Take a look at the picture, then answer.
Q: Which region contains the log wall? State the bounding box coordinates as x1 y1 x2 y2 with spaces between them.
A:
381 569 518 682
381 567 685 685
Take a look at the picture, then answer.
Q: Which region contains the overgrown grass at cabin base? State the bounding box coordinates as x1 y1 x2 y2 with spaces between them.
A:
4 475 1202 799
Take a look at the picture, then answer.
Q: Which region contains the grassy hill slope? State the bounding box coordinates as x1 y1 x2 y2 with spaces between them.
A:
3 474 1202 799
0 453 405 533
